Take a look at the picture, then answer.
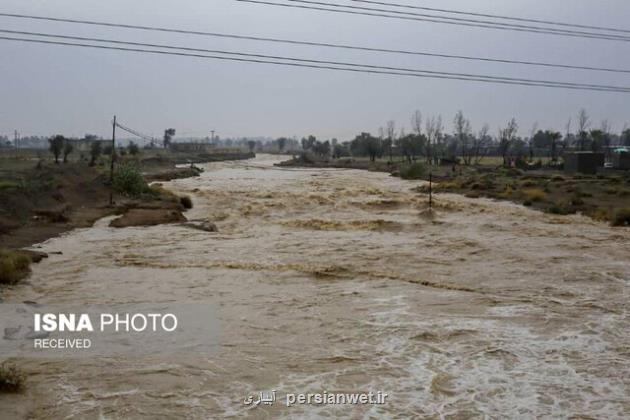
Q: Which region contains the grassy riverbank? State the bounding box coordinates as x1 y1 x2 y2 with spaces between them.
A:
278 155 630 225
0 150 252 250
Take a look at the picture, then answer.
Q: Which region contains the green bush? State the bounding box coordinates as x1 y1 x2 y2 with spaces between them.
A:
0 363 25 393
547 203 572 215
612 208 630 227
523 188 547 202
0 250 31 285
570 195 585 206
400 162 426 180
112 164 150 198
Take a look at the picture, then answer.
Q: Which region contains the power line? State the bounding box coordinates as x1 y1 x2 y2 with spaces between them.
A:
5 28 630 91
262 0 630 41
350 0 630 35
0 35 628 93
235 0 630 42
0 13 630 73
0 13 627 74
115 121 157 142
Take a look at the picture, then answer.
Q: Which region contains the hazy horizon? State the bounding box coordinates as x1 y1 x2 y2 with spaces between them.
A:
2 0 630 140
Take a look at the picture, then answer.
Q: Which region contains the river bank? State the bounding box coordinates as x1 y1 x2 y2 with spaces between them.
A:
0 151 252 251
277 155 630 225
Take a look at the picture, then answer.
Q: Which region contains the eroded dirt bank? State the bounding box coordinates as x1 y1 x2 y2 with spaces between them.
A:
1 155 628 418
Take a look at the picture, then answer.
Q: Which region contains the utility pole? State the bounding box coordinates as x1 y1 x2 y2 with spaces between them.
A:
110 115 116 206
14 130 19 156
429 171 433 210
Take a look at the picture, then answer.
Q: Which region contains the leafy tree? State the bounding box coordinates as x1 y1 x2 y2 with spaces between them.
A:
276 137 287 152
350 132 381 162
247 140 256 152
163 128 176 148
622 128 630 146
332 142 349 158
547 131 562 161
62 140 73 163
590 129 604 152
308 140 329 157
396 134 420 163
48 135 64 164
301 135 316 151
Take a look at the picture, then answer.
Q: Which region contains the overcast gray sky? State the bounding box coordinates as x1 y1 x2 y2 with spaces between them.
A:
1 0 629 140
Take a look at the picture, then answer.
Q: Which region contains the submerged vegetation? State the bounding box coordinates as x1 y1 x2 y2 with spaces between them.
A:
0 250 31 285
0 363 25 393
612 208 630 226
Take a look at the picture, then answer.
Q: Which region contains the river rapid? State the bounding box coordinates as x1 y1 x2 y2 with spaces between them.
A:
1 154 629 418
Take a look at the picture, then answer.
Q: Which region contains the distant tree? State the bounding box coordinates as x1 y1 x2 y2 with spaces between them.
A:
453 110 472 165
532 130 562 161
350 132 381 162
622 128 630 146
528 122 539 159
385 120 396 163
89 141 102 166
48 135 65 164
247 140 256 153
548 131 562 161
62 140 74 163
128 141 140 156
276 137 287 152
425 116 442 164
531 130 550 150
409 110 426 160
301 135 316 151
498 118 518 165
472 124 491 165
312 140 331 158
589 129 604 152
396 134 416 163
577 109 590 151
163 128 176 148
332 142 349 159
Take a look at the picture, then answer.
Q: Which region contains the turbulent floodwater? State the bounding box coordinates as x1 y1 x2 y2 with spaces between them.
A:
1 154 629 418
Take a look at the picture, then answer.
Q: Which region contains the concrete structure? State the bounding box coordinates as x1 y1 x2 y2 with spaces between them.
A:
564 152 605 175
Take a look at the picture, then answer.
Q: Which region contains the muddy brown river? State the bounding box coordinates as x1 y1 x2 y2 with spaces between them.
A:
1 154 629 418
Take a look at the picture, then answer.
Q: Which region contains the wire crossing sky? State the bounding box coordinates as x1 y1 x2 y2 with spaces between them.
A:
0 0 628 140
236 0 630 42
2 34 629 93
1 13 629 74
350 0 630 35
